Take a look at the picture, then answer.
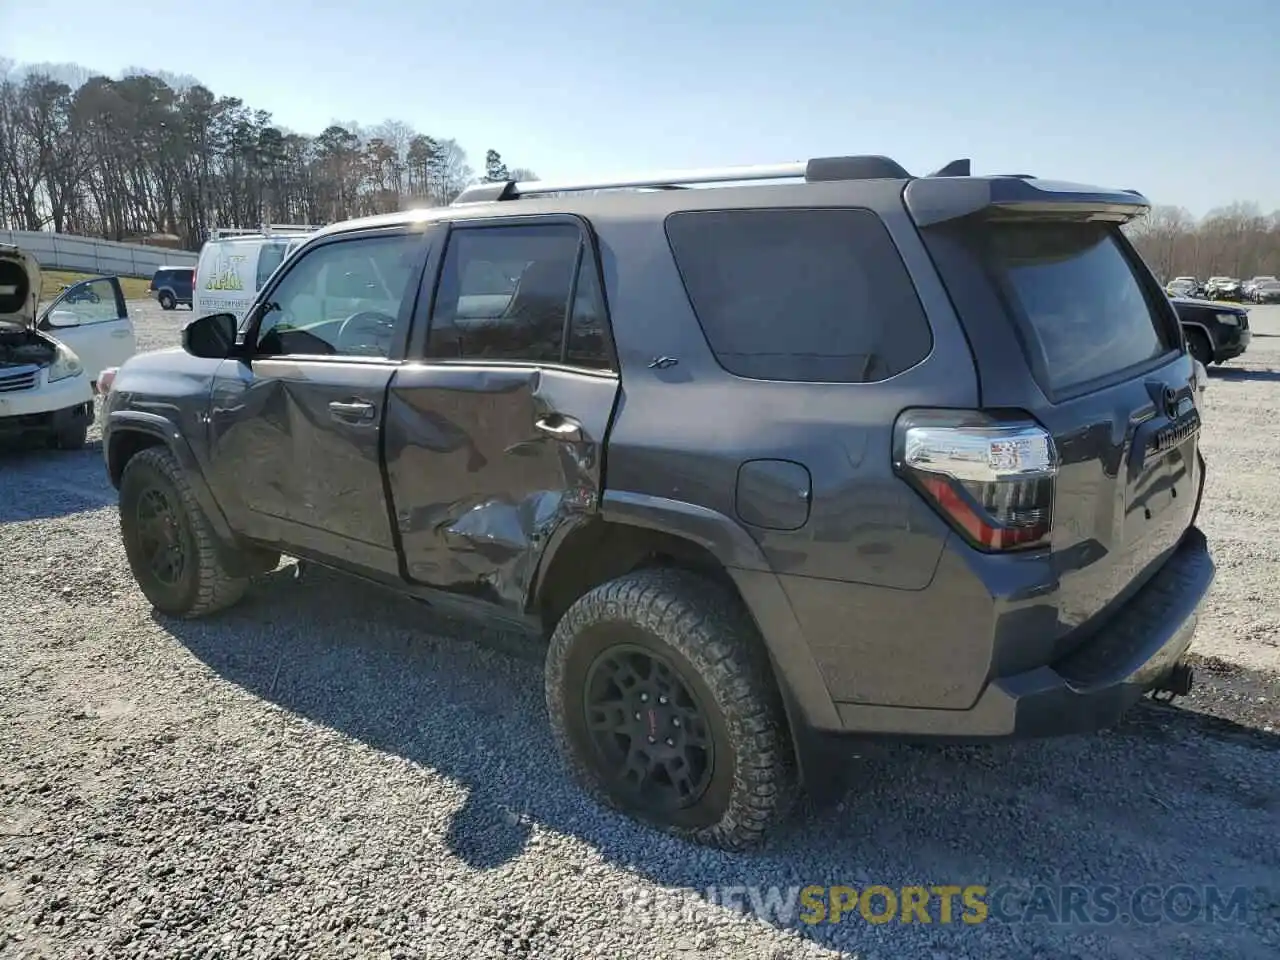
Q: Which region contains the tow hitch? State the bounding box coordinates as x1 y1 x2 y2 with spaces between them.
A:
1151 661 1195 702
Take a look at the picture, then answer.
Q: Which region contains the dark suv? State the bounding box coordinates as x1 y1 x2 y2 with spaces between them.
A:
148 265 194 310
100 156 1214 849
1171 296 1251 366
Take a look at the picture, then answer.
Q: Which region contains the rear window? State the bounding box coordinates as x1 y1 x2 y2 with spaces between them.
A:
983 222 1175 393
664 208 932 382
256 241 292 288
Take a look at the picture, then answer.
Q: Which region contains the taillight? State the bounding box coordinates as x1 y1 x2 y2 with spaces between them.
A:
893 409 1058 552
96 367 119 396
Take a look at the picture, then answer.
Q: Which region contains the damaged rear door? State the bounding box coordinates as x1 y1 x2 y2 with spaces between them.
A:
384 215 619 615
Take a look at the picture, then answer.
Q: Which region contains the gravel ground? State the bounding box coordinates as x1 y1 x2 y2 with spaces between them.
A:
1 301 1278 960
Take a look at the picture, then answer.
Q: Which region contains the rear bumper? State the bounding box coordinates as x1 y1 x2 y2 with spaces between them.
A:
150 289 192 303
833 527 1214 740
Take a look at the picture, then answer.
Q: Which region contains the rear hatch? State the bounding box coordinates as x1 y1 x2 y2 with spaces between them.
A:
905 178 1202 653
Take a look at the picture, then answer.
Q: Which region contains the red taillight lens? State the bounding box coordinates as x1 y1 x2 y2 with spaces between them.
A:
96 367 119 396
894 409 1057 552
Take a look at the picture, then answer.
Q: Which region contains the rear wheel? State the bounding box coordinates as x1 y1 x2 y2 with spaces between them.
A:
1186 328 1213 367
545 567 795 850
159 291 176 310
119 447 248 618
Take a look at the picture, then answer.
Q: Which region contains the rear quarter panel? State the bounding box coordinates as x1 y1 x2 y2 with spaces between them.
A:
589 184 979 592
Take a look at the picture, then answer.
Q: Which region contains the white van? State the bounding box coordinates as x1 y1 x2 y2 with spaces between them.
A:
192 224 319 322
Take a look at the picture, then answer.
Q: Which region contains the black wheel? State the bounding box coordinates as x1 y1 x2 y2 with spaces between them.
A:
545 567 796 850
159 291 176 310
119 447 248 618
51 423 87 450
1186 328 1212 367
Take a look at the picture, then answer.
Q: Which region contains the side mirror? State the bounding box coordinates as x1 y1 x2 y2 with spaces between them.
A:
183 312 240 359
46 309 80 328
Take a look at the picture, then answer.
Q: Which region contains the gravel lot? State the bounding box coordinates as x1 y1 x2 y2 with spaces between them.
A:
1 301 1278 960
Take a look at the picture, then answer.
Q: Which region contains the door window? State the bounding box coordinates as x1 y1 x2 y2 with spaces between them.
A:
427 223 613 369
44 278 125 328
255 233 422 358
565 259 611 370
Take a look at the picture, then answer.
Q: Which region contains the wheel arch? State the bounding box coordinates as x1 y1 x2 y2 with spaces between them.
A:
1180 320 1215 348
531 490 845 798
107 412 250 576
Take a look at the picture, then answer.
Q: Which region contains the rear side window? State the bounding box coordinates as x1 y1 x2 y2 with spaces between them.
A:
664 208 932 382
256 241 292 288
983 222 1175 393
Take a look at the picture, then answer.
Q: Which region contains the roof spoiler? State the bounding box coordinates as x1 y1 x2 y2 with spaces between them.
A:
904 177 1150 227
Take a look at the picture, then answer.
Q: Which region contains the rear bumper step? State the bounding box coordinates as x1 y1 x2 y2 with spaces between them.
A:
834 526 1214 739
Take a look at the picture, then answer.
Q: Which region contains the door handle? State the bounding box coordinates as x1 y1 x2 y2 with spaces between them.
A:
329 400 377 422
534 414 583 442
111 329 130 338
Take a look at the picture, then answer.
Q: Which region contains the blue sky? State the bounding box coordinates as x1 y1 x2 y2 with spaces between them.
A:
4 0 1277 217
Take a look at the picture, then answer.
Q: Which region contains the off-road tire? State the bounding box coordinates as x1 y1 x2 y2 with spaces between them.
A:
545 567 796 850
1186 328 1213 367
51 423 87 450
119 446 248 618
158 291 176 310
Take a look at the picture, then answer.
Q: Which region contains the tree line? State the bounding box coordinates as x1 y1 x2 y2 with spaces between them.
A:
0 60 534 250
1124 203 1280 283
4 59 1278 277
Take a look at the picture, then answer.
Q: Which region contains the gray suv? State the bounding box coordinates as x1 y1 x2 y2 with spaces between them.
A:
100 155 1214 849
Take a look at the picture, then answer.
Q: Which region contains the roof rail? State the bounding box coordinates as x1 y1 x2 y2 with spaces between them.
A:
452 154 919 205
208 222 322 240
259 222 322 235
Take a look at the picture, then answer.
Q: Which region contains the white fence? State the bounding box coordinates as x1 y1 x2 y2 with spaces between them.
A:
0 230 197 279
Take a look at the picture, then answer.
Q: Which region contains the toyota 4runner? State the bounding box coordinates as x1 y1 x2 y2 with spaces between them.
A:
100 155 1215 849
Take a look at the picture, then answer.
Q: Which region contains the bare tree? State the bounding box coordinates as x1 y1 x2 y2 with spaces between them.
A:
0 61 527 248
1126 202 1280 282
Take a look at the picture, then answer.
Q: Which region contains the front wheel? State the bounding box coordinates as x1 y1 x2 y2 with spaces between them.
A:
1186 328 1213 367
545 567 796 850
119 446 248 618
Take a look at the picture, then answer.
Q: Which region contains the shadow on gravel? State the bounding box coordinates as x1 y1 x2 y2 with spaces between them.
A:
159 564 1280 955
0 440 115 522
1209 367 1280 383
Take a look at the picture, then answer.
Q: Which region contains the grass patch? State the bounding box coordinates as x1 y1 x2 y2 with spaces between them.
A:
41 270 152 302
